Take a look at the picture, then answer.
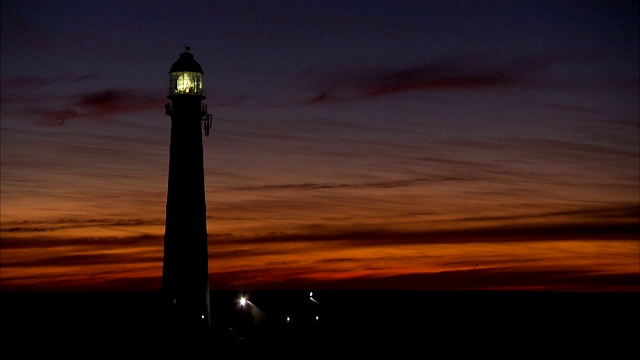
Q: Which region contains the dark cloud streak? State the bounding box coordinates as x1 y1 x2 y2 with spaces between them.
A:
0 74 99 89
0 234 163 252
210 218 639 251
299 52 568 104
1 218 164 238
25 89 163 126
231 176 473 192
210 267 640 291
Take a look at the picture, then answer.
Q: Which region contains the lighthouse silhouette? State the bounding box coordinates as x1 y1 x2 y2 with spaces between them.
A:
161 47 213 328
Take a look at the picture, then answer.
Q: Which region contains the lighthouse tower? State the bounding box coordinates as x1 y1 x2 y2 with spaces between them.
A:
161 47 213 328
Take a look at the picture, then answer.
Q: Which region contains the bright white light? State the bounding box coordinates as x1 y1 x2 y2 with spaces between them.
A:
309 291 313 297
239 297 247 307
286 316 291 322
315 315 319 321
201 315 204 319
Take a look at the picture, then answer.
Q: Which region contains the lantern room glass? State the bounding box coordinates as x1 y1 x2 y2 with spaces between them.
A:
169 71 203 95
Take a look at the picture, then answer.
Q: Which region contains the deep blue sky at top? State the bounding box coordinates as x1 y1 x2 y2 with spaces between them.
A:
3 0 637 101
1 0 638 226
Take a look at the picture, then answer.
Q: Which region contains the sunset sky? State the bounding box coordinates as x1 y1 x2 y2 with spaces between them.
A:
1 0 638 292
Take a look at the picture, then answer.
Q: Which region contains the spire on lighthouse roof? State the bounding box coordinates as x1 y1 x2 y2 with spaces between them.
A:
169 46 203 73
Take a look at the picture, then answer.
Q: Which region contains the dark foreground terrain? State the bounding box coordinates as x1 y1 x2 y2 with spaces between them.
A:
2 290 638 356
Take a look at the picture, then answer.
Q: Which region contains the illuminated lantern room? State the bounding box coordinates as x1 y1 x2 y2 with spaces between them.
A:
169 47 203 96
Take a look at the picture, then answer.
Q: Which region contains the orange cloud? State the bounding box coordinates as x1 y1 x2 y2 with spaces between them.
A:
3 219 637 292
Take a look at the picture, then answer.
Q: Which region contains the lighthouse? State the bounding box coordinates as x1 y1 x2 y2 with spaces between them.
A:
161 47 213 328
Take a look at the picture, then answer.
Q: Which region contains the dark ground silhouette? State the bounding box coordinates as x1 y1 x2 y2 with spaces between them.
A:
2 290 638 356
